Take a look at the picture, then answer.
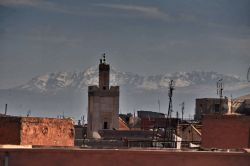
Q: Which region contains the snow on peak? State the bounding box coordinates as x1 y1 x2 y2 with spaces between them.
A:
17 67 244 93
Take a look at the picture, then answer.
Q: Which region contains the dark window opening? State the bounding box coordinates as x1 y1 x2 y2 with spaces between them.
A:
103 86 106 90
215 104 220 112
104 122 108 129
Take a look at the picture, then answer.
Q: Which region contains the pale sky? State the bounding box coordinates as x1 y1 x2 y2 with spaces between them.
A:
0 0 250 89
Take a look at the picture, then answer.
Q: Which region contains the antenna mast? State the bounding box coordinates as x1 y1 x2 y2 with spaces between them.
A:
167 80 175 118
163 80 175 147
180 102 184 121
158 97 161 113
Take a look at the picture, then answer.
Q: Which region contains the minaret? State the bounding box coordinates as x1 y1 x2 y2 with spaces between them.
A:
99 54 110 90
87 55 119 139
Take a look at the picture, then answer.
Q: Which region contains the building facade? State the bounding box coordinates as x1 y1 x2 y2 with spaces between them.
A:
194 98 228 120
87 56 119 138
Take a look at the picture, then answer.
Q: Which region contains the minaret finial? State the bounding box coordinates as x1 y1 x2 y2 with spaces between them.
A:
103 53 106 64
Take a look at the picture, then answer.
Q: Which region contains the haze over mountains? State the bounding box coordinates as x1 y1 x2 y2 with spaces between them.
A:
0 66 249 121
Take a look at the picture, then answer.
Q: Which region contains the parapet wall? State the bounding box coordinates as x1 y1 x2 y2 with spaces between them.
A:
202 114 250 149
0 149 249 166
20 117 74 146
0 117 74 146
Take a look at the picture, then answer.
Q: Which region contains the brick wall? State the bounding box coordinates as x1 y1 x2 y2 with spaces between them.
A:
202 115 250 149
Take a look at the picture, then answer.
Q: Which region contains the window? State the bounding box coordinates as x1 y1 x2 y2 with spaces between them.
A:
215 104 220 113
104 122 108 129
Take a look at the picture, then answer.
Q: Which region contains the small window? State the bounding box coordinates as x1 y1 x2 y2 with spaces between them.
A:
104 122 108 129
215 104 220 112
103 87 106 90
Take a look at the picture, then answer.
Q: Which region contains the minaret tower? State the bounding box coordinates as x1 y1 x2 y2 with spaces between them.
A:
87 55 119 138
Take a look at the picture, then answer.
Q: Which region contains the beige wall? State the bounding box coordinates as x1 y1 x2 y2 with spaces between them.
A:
87 87 119 138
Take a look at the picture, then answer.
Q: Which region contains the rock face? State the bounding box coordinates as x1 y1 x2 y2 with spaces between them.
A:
0 116 74 146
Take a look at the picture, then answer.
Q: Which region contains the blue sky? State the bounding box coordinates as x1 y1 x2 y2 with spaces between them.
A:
0 0 250 88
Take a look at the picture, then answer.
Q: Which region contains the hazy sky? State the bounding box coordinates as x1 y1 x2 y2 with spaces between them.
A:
0 0 250 89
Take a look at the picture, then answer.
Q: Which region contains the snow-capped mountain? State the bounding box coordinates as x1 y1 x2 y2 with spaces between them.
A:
16 66 246 93
1 66 249 119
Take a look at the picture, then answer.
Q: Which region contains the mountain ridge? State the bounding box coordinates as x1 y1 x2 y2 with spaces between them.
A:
15 66 246 93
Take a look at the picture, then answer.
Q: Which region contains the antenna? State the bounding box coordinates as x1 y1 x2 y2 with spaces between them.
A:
164 80 175 147
26 110 31 117
179 102 184 121
4 104 7 115
167 80 175 118
158 96 161 113
81 115 85 125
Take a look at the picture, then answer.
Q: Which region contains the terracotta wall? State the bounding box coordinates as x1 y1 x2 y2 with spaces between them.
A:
20 117 74 146
0 149 249 166
0 117 21 145
202 115 250 149
0 117 74 146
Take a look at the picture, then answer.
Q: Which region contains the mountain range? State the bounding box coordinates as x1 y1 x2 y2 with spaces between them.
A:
0 66 249 121
17 66 247 93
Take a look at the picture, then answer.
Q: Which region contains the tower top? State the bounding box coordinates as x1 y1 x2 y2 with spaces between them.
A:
100 53 107 64
99 54 110 89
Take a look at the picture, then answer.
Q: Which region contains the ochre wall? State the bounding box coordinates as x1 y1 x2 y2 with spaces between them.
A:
202 115 250 149
0 149 249 166
20 118 74 146
0 117 74 147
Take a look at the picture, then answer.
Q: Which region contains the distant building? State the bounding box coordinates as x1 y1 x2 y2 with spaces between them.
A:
87 56 119 138
232 94 250 115
0 116 74 146
74 124 87 146
194 98 228 120
176 123 202 148
137 110 165 119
